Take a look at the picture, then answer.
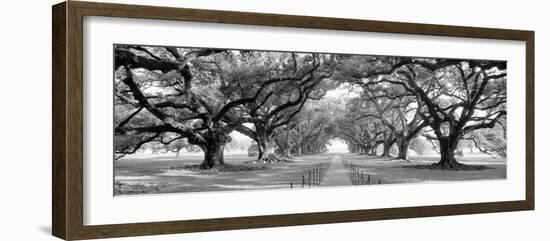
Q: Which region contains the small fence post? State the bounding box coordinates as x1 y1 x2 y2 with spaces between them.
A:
352 164 355 185
317 165 320 185
355 166 357 185
356 169 359 185
317 165 319 185
351 168 355 185
314 166 317 186
354 168 357 185
308 170 311 187
349 167 353 185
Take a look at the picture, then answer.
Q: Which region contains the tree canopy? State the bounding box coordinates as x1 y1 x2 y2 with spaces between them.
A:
114 45 507 170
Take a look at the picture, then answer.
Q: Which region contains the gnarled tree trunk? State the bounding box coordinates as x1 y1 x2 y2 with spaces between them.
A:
382 138 396 157
199 142 225 169
276 131 293 160
397 138 411 160
258 139 278 163
434 136 462 169
368 145 376 156
198 131 229 169
280 147 292 160
256 140 264 160
254 125 280 163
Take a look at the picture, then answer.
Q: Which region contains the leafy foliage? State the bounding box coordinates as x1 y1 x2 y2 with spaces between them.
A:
114 45 507 169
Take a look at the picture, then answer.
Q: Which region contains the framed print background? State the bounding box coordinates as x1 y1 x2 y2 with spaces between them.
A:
52 1 534 240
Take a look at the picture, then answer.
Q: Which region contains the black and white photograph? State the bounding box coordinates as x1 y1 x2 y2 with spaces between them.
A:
113 44 507 195
1 0 545 240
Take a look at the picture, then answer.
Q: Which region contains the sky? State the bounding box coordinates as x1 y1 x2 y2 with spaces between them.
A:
327 139 349 153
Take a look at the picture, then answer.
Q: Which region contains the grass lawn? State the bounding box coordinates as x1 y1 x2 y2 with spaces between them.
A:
114 153 333 195
114 152 506 195
343 153 506 184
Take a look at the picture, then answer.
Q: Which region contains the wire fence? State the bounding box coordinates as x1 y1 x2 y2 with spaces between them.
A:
288 162 331 188
342 161 383 185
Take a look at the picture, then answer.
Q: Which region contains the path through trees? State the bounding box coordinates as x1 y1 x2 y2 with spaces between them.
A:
114 45 507 170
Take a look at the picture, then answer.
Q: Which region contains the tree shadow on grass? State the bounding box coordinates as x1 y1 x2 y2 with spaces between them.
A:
166 164 269 173
401 163 493 171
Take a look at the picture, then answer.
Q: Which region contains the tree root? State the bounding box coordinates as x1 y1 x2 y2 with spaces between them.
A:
403 161 491 171
167 164 268 172
199 162 214 170
250 155 294 164
391 158 412 163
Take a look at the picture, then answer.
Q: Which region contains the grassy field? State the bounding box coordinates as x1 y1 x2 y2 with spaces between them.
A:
114 152 506 195
343 154 506 184
115 153 333 195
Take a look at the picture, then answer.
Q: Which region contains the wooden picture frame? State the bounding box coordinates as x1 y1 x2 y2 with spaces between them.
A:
52 1 534 240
